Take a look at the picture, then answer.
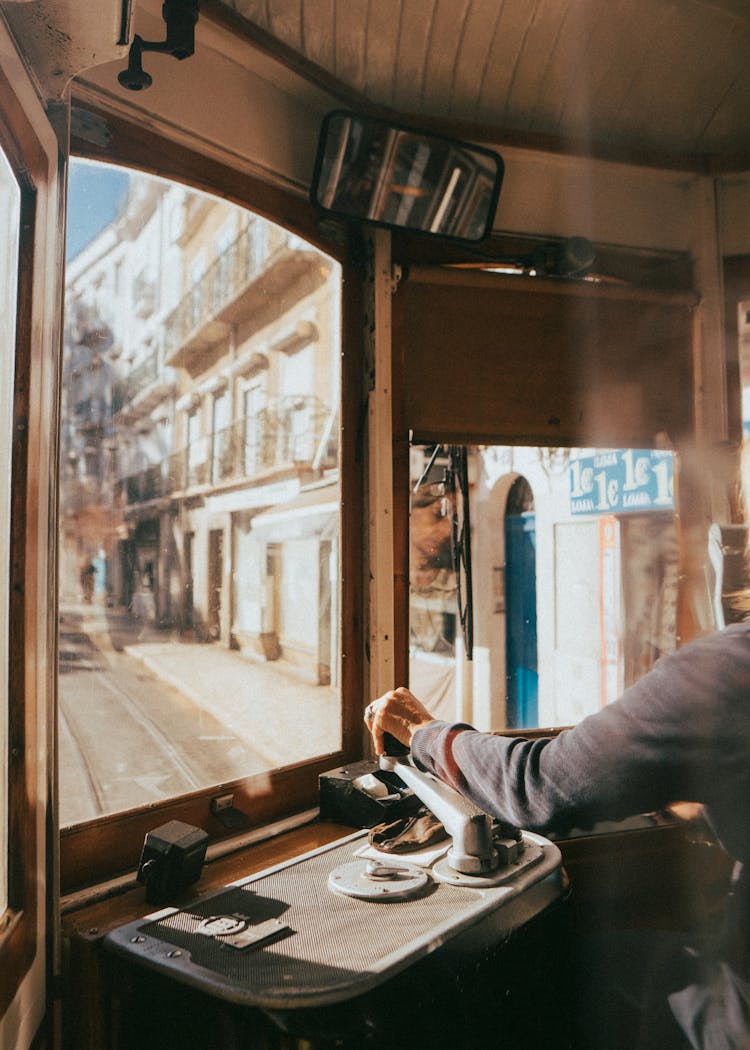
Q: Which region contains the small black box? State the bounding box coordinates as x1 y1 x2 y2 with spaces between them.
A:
137 819 209 903
319 759 422 828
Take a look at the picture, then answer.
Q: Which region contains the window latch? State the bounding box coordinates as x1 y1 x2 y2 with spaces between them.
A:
210 792 252 830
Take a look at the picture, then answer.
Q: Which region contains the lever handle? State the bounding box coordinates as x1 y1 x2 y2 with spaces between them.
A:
380 752 498 874
382 731 409 757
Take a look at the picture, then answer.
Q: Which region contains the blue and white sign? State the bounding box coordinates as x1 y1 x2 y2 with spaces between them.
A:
569 449 674 516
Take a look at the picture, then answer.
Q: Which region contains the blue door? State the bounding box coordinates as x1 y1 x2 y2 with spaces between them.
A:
505 510 538 727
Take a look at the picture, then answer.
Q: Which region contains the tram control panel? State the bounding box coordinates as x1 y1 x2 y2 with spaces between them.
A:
104 754 564 1012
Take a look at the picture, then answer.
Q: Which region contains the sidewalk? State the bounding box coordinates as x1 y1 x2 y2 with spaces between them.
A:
65 602 341 770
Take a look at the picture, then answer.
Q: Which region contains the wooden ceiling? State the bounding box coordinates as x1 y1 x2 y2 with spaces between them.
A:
209 0 750 170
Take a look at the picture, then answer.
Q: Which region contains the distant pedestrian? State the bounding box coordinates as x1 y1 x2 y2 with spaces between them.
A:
80 562 95 603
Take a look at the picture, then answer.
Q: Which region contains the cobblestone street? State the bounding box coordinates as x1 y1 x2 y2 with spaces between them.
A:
59 602 341 827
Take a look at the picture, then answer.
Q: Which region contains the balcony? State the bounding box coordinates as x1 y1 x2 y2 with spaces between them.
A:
132 272 157 318
124 463 165 505
112 348 176 417
163 223 329 370
213 410 280 483
120 397 335 506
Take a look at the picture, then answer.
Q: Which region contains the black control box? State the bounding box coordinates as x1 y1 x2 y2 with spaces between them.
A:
319 759 422 828
137 819 209 903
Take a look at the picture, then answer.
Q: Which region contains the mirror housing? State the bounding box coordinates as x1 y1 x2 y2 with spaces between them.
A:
310 111 504 243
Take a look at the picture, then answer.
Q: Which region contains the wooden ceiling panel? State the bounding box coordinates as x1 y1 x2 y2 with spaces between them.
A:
475 0 539 126
451 0 504 122
361 0 403 102
333 0 369 84
419 0 471 120
393 0 435 114
528 0 604 136
301 0 337 71
611 5 749 153
502 0 572 132
265 0 304 46
221 0 750 166
700 57 750 157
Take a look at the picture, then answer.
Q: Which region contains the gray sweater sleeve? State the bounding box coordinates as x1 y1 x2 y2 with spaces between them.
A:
410 623 750 844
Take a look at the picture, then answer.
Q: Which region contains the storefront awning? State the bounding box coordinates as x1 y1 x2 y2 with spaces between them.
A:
249 485 339 541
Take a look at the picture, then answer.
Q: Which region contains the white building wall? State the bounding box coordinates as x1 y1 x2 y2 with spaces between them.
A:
550 518 602 726
233 524 264 635
469 445 677 733
279 538 320 671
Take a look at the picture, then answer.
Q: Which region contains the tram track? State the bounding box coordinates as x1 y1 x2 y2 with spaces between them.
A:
87 665 206 790
57 607 299 825
58 701 107 820
59 657 211 824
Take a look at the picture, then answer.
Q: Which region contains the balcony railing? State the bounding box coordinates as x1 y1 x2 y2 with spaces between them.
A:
125 463 164 504
112 349 160 412
120 397 335 505
163 222 265 360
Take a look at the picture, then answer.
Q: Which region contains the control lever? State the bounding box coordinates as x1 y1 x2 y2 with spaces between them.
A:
382 731 410 757
379 750 499 875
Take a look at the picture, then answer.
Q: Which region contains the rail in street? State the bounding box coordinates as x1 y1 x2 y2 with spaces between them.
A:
58 604 340 827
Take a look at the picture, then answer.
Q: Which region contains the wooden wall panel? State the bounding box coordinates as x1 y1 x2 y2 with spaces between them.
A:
394 269 696 448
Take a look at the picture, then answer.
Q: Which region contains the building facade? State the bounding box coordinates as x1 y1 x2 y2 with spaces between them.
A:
62 163 341 685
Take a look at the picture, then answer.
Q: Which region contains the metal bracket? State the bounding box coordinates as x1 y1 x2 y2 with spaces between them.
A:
210 792 252 830
118 0 200 91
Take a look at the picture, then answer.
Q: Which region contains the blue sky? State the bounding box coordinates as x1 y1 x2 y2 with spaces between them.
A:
66 161 130 262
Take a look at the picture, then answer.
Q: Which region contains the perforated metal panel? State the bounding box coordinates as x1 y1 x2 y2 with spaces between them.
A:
104 830 561 1009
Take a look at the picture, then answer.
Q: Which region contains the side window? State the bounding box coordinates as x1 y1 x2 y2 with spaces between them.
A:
410 443 677 731
185 401 204 486
211 386 230 483
242 379 267 474
60 159 343 870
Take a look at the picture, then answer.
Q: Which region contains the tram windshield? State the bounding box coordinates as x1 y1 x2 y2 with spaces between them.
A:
59 159 342 827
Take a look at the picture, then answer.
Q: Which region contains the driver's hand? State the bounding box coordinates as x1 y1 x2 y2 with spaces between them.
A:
364 687 436 756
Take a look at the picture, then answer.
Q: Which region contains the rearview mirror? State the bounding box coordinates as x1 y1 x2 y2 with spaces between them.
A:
310 111 503 243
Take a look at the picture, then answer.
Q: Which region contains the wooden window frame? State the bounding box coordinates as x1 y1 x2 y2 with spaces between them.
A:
61 101 365 893
0 62 50 1015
